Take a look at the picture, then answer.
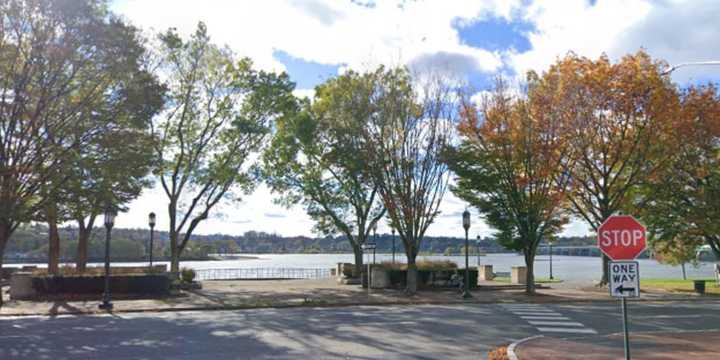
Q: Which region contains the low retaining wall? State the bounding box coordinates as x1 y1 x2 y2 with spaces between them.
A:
10 272 171 300
383 268 478 289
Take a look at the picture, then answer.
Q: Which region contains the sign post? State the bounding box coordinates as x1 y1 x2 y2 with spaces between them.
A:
598 215 646 360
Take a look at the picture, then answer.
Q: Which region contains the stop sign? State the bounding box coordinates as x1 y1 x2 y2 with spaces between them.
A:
597 215 647 260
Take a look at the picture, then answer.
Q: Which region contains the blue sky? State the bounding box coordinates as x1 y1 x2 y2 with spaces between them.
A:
111 0 720 238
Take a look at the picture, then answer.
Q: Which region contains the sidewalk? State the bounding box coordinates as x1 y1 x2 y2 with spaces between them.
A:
0 278 715 317
514 331 720 359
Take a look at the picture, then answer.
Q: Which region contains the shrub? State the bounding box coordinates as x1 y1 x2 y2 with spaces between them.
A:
379 259 458 271
180 267 196 283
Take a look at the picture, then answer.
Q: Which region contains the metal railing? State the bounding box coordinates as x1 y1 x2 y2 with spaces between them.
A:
195 268 332 281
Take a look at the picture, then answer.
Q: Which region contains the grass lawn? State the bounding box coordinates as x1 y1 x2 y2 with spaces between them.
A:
641 278 720 295
491 276 563 284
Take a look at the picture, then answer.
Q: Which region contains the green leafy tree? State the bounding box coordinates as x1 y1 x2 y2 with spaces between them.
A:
361 67 458 294
0 0 156 291
448 80 571 294
152 23 296 273
263 71 386 277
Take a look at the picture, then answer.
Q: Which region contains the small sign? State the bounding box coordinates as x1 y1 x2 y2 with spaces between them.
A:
362 242 376 250
609 261 640 298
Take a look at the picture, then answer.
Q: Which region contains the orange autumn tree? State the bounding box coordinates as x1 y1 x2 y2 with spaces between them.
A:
532 51 681 284
447 79 571 294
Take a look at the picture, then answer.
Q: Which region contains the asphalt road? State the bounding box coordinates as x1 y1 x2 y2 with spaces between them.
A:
1 300 718 360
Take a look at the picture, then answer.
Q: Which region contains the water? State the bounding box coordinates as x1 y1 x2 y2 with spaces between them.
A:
8 253 717 280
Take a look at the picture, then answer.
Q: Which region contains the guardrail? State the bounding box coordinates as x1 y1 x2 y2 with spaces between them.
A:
195 268 332 281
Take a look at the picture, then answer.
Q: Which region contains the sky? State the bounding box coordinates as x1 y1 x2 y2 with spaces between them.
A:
109 0 720 238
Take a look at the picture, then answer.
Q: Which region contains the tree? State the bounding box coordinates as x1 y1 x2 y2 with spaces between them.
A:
152 23 296 273
641 85 720 266
263 70 386 278
361 67 458 294
448 79 571 294
0 0 155 298
534 51 680 284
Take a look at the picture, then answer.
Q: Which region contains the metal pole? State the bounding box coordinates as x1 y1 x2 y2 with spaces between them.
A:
549 243 554 280
149 225 155 268
99 226 113 310
622 297 630 360
476 235 480 266
392 229 396 264
462 228 471 299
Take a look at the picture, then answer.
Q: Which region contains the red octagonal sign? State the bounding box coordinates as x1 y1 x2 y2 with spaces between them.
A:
597 215 647 260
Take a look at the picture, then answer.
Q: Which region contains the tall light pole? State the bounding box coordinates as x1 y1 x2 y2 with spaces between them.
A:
148 212 156 268
548 238 554 280
99 207 116 311
476 235 481 266
462 209 472 299
662 61 720 75
391 227 396 264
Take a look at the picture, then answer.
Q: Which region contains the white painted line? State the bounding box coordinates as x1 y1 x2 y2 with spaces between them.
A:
527 321 585 327
513 312 562 316
521 316 571 320
507 308 551 311
536 327 598 334
507 335 544 360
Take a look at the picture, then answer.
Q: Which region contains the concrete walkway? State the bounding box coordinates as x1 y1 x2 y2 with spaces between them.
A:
0 278 713 317
515 331 720 359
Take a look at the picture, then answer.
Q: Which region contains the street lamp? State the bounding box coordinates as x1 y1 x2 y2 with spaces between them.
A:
99 207 116 311
548 238 555 280
391 227 396 264
476 235 481 266
148 212 156 268
662 61 720 75
462 209 472 299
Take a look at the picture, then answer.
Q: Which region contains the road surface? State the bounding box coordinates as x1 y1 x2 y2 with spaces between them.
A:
1 300 718 359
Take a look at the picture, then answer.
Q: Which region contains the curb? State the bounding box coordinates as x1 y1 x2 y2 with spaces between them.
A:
1 293 717 318
507 335 543 360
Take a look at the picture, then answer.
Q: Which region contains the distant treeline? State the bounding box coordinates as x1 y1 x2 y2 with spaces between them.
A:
3 224 596 263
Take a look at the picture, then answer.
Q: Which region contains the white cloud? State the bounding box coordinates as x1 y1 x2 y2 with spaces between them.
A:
509 0 720 83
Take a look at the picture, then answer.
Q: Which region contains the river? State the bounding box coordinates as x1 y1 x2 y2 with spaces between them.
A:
7 253 717 280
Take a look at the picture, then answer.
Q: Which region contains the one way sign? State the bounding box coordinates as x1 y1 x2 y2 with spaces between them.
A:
609 261 640 298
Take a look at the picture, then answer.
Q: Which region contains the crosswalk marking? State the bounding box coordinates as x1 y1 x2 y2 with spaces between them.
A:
512 312 563 316
535 327 598 334
527 321 585 327
503 304 597 335
520 316 571 320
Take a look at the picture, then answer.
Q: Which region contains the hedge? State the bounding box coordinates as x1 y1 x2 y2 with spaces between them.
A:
31 274 171 295
386 268 477 289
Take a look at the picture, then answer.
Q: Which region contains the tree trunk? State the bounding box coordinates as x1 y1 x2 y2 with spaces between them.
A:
681 263 687 280
352 244 364 279
0 222 10 307
76 227 90 272
47 206 60 275
169 200 180 275
525 251 536 295
170 231 180 274
406 255 418 295
600 254 609 285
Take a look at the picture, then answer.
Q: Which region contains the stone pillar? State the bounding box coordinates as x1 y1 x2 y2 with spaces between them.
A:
478 265 494 281
511 266 527 284
336 263 344 279
9 273 36 300
370 265 390 289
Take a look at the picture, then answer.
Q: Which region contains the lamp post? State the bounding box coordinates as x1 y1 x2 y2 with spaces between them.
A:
476 235 481 266
99 207 116 311
662 61 720 75
548 238 554 280
391 227 396 264
372 223 377 265
148 212 156 268
462 209 472 299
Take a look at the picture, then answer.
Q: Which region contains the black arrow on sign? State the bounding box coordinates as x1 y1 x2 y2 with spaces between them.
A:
615 285 636 294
